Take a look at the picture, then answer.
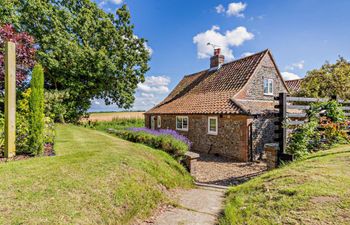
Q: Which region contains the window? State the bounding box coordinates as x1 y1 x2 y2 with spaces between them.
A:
208 116 218 135
176 116 188 131
157 116 161 128
264 79 274 95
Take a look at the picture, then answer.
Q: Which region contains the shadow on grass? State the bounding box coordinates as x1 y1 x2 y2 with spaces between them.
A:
200 170 265 186
305 149 350 161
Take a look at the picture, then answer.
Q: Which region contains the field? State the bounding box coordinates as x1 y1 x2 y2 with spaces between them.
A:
0 125 192 224
87 111 144 121
220 145 350 225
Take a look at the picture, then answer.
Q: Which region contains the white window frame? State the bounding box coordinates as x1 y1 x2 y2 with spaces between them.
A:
264 78 274 95
157 115 161 128
208 116 218 135
176 116 189 131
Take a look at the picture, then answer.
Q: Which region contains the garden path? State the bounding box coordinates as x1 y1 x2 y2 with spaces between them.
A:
141 185 226 225
193 153 267 186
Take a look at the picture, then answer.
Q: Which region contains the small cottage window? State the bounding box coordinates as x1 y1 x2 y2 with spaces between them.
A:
176 116 188 131
157 116 161 128
264 79 274 95
208 116 218 135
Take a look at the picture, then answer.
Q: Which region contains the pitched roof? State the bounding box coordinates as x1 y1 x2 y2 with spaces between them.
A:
146 49 275 115
285 79 303 93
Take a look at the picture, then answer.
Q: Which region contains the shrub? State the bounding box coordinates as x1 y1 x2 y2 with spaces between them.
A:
15 89 31 154
0 87 55 156
87 117 144 131
109 128 190 160
128 127 192 149
28 64 45 155
287 101 349 158
45 90 70 123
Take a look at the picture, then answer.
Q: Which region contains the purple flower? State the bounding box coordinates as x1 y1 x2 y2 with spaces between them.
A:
128 127 192 148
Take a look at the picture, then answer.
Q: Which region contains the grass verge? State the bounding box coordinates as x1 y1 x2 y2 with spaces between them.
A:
0 124 192 224
220 145 350 225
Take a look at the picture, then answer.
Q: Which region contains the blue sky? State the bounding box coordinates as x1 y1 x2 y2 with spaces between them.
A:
90 0 350 112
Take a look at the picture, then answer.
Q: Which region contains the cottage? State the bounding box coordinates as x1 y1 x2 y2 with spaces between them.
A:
145 49 289 161
285 79 303 94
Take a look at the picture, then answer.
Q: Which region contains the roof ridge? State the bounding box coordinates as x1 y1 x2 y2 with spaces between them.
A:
285 78 303 81
184 69 209 77
221 49 269 66
184 49 269 78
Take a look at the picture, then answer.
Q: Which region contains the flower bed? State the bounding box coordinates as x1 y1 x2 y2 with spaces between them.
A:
108 127 192 160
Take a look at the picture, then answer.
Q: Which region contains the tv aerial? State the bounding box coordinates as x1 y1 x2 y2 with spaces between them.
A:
207 42 220 50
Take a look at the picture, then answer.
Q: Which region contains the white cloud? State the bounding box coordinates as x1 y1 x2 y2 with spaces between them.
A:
215 4 225 13
193 26 254 60
227 2 247 17
133 76 171 110
98 0 123 6
241 52 254 57
144 42 153 56
215 2 247 17
89 75 172 112
141 93 154 98
281 72 301 81
285 60 305 71
109 0 123 4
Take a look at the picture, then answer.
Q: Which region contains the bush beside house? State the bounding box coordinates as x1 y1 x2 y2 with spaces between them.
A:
108 127 191 160
287 101 349 158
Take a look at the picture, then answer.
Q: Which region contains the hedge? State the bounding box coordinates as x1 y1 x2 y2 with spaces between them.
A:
108 128 190 160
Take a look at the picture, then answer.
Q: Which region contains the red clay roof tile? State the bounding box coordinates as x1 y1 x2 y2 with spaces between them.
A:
146 50 269 114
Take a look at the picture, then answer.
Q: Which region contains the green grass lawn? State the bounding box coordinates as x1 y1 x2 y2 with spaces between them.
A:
0 125 192 224
220 145 350 225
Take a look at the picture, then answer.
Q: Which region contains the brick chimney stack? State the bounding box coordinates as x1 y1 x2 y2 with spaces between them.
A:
210 48 225 68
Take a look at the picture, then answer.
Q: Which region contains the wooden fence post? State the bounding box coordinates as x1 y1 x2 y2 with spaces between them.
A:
4 41 16 158
278 92 287 155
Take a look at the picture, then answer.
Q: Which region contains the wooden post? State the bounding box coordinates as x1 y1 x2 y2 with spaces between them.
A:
4 41 16 158
278 92 287 155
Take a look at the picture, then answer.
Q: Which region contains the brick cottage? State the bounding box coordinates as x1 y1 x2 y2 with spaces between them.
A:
145 49 290 161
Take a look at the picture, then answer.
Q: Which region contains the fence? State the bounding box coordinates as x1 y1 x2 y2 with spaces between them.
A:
274 92 350 163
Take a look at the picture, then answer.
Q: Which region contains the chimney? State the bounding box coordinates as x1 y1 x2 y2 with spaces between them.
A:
210 48 225 68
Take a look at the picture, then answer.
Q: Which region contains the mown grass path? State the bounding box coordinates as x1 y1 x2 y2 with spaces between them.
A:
0 125 192 224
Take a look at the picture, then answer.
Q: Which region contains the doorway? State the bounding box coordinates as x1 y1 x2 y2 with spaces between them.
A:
151 116 155 130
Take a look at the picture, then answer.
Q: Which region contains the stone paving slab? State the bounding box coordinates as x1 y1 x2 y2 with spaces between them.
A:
148 186 225 225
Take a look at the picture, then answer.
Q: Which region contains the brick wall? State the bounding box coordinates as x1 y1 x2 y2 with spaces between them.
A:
145 114 250 161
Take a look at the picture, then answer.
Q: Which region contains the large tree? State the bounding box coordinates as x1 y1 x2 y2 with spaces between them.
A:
1 0 150 121
0 24 36 89
299 57 350 100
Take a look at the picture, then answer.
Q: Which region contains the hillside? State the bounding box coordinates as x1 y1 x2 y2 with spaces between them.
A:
0 125 192 224
220 146 350 225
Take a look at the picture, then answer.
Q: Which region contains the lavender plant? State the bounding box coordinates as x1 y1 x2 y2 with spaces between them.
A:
128 127 192 149
108 127 192 160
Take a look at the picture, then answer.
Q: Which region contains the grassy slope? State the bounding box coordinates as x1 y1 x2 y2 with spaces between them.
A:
221 145 350 225
0 125 192 224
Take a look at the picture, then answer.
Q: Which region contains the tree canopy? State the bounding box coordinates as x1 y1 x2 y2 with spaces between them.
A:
0 24 36 89
1 0 150 120
299 57 350 100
